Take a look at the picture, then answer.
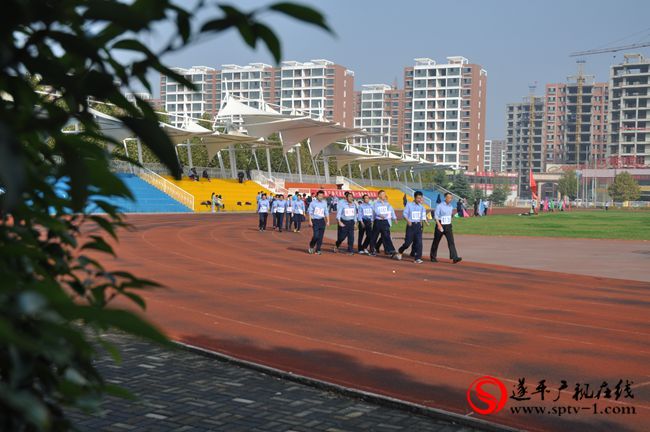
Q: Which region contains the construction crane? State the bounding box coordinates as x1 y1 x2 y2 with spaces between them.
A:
570 41 650 57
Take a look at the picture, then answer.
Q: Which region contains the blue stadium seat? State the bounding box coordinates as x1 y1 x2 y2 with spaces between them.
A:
87 173 191 213
423 187 458 209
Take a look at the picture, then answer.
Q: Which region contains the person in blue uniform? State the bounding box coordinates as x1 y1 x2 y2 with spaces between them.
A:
307 190 330 255
357 194 374 254
431 192 462 264
273 195 286 232
396 191 429 263
285 194 294 231
257 193 270 231
334 192 357 254
369 190 400 260
293 197 305 232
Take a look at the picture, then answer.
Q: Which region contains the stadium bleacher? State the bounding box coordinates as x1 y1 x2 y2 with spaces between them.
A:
422 186 458 209
88 173 191 213
365 187 411 210
165 177 269 212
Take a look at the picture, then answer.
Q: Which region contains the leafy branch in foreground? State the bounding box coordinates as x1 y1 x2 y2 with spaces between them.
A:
0 1 330 430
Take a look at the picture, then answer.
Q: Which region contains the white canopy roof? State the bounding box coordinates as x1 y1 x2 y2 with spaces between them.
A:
217 95 365 155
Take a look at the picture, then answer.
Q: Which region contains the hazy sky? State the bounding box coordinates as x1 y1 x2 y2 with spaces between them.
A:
144 0 650 139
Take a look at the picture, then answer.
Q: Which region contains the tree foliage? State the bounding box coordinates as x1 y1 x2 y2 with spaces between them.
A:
0 1 330 430
447 172 473 200
490 184 509 206
558 169 578 200
608 172 641 202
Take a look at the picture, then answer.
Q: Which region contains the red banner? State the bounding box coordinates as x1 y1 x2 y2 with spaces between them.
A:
309 189 378 199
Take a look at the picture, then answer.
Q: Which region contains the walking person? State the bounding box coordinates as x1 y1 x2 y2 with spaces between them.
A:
357 194 374 254
307 190 330 255
334 192 357 255
257 193 270 231
270 194 277 229
430 192 462 264
285 194 294 231
211 192 217 213
274 195 286 232
397 191 429 263
369 190 400 259
293 196 305 232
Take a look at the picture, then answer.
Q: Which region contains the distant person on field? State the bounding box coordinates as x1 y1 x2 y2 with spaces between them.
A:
189 167 199 181
293 196 305 232
403 193 408 207
285 194 294 231
211 192 217 213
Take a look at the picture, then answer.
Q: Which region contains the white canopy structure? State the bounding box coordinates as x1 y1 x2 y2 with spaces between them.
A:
323 143 437 173
217 95 365 155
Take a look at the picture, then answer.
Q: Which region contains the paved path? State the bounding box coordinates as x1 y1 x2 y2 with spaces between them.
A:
70 333 484 432
327 231 650 282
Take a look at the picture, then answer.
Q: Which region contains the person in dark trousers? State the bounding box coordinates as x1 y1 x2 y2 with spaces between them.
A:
293 197 305 232
202 169 210 182
237 171 245 183
456 199 464 218
334 192 357 255
369 190 400 260
285 194 294 231
431 192 462 264
257 193 270 231
397 191 429 263
273 194 286 232
473 199 479 216
402 193 408 207
356 194 374 254
307 190 329 255
270 194 277 229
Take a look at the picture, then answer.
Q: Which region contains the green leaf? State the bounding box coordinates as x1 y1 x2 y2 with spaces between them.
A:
268 2 332 33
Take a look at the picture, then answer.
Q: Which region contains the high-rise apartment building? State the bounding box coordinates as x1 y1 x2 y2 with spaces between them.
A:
218 63 278 110
505 96 545 197
608 53 650 166
279 60 355 127
160 66 218 127
484 139 506 172
353 84 404 150
402 56 487 171
544 79 608 166
160 60 354 128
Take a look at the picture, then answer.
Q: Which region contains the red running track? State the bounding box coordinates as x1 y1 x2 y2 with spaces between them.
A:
101 214 650 432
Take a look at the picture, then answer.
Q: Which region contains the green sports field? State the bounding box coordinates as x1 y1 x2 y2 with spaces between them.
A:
331 210 650 240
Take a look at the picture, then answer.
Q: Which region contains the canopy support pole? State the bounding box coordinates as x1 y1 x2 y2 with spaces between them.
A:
284 153 292 176
347 164 352 179
186 141 193 168
418 172 423 189
265 148 272 178
228 144 237 179
360 165 364 181
296 145 303 183
387 167 392 187
323 156 331 184
137 139 143 165
252 149 260 171
217 151 226 178
369 166 374 186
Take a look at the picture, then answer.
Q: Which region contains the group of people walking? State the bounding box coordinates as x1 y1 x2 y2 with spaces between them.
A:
256 192 309 232
256 189 462 264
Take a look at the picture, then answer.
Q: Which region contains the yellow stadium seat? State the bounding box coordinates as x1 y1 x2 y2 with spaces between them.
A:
164 177 270 212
